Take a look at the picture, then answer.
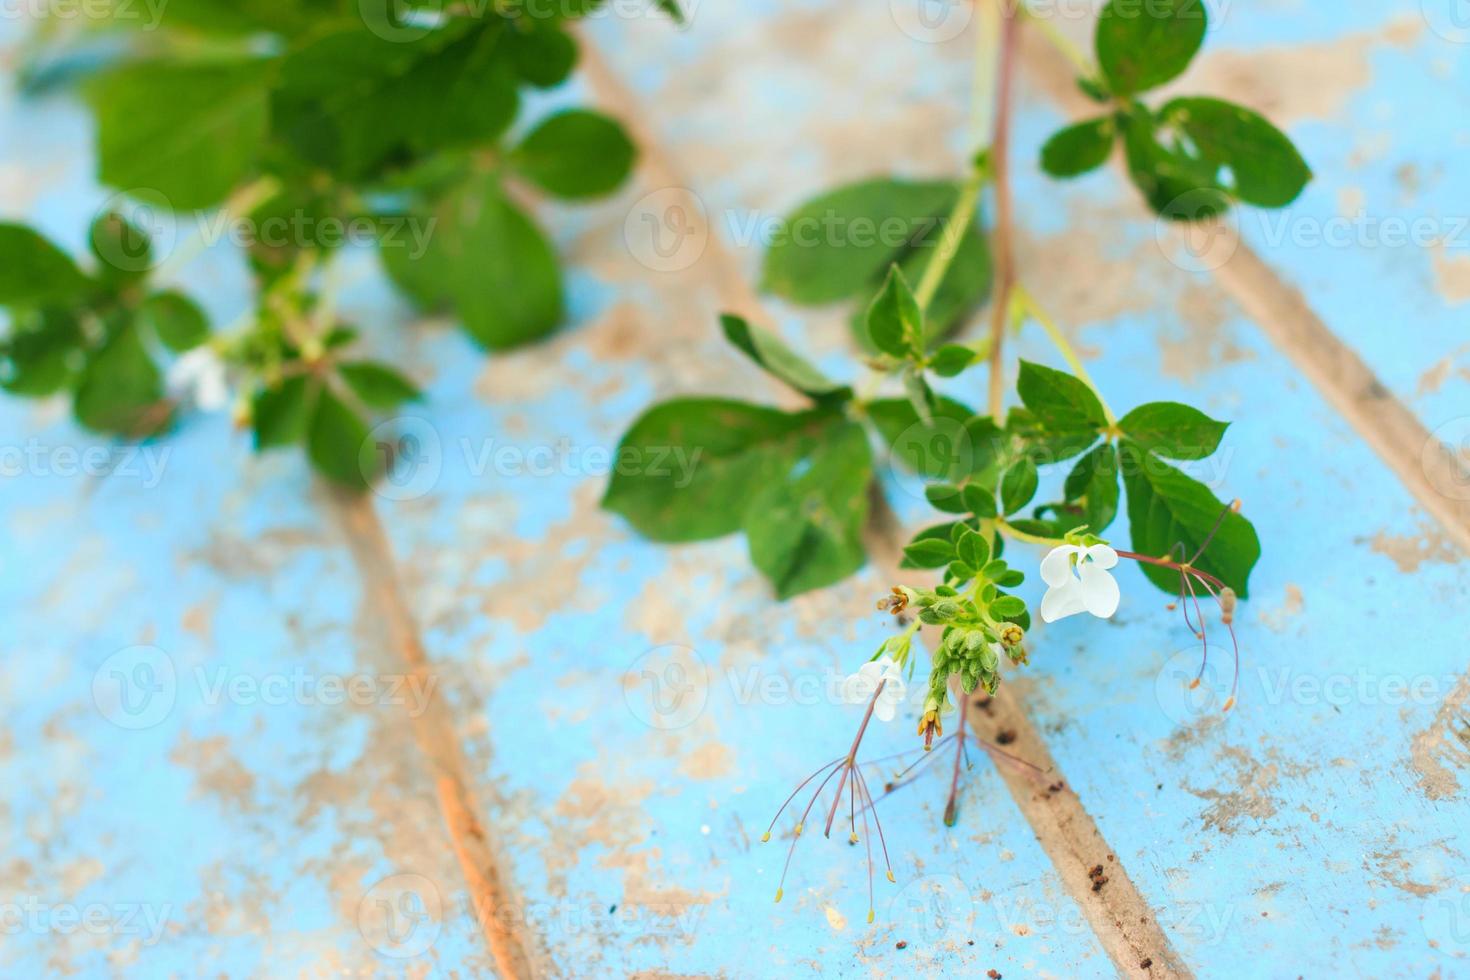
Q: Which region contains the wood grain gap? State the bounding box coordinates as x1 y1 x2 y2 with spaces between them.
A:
325 487 538 979
581 37 1191 978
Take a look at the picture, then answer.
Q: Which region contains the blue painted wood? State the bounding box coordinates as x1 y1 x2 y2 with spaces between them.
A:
2 3 1467 977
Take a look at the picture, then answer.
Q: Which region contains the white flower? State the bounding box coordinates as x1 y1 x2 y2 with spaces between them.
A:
1039 543 1121 622
840 655 906 721
166 347 229 412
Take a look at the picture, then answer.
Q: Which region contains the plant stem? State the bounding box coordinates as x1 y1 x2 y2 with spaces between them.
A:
152 175 281 286
985 1 1019 419
823 679 886 837
914 166 986 315
1017 2 1094 78
1013 284 1117 427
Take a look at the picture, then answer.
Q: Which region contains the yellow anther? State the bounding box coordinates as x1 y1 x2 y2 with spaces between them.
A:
867 909 875 924
886 870 896 883
760 832 770 843
774 888 783 903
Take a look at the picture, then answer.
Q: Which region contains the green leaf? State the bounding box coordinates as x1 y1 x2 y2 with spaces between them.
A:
339 361 422 408
1063 442 1120 533
272 23 517 181
1120 440 1260 596
88 211 151 286
655 0 684 23
867 395 982 482
1006 405 1100 465
1000 457 1039 515
762 178 990 344
0 224 89 306
865 264 923 358
507 22 577 88
1016 360 1107 433
0 308 81 396
1158 97 1311 208
957 528 990 569
1120 108 1231 219
928 343 977 378
602 398 838 542
139 291 209 351
1117 401 1227 460
1095 0 1207 96
744 421 872 599
252 375 311 449
903 537 955 569
382 174 562 350
925 482 969 514
961 482 997 519
73 321 166 435
719 314 850 403
307 387 371 490
510 109 636 199
89 60 270 210
1040 117 1115 177
762 179 956 303
990 595 1026 617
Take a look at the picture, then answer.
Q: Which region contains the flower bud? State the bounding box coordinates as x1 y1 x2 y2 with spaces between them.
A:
999 623 1024 648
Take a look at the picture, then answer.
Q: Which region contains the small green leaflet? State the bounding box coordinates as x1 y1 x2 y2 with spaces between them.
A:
382 173 563 350
1157 97 1311 208
338 361 422 408
0 224 90 306
1063 442 1120 533
252 375 311 450
602 398 836 541
1120 440 1259 596
510 110 636 200
89 60 271 210
1040 117 1115 178
865 265 923 359
1095 0 1207 97
73 322 166 435
1016 360 1107 433
760 177 991 346
306 387 372 490
1000 457 1039 515
1117 401 1227 460
139 291 209 352
744 421 872 599
719 314 851 403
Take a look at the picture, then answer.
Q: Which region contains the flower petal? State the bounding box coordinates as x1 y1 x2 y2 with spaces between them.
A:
1040 545 1080 587
840 673 870 705
1078 563 1121 618
1040 579 1086 622
872 698 897 722
1083 543 1119 570
880 676 907 705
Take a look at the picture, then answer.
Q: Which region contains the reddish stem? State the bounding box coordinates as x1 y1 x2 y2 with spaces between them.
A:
824 679 886 838
985 3 1019 418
